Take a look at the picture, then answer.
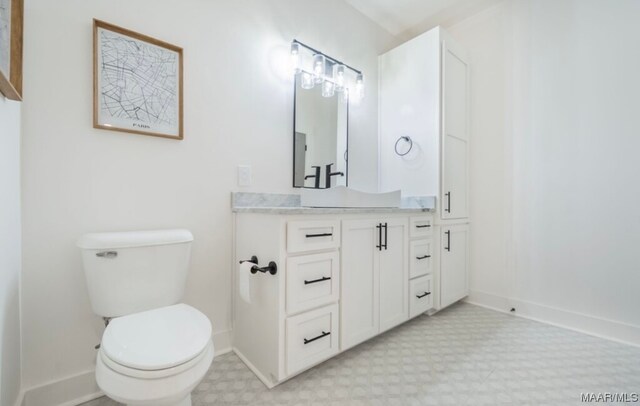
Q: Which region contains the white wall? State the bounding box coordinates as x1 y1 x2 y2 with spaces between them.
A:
20 0 395 399
448 0 640 344
0 96 22 406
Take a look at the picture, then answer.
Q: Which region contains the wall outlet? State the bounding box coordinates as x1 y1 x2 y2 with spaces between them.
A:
238 165 252 187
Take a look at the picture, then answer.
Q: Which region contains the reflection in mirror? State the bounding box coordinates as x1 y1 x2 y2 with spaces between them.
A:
293 74 348 188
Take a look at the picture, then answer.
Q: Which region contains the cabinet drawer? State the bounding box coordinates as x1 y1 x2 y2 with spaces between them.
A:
409 275 434 318
286 252 340 315
410 216 433 238
287 220 340 253
286 304 339 376
409 239 433 279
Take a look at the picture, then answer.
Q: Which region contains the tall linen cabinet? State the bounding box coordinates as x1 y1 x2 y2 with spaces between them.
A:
379 26 470 310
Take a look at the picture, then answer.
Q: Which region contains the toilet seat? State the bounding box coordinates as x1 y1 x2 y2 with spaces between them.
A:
101 303 212 372
100 341 213 379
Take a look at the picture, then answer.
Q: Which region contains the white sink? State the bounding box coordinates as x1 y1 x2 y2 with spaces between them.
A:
301 186 401 208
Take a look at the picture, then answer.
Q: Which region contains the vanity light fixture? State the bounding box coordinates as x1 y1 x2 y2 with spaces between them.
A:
291 39 364 102
322 80 336 98
334 64 345 92
300 71 315 89
355 73 365 100
313 54 326 84
290 42 301 74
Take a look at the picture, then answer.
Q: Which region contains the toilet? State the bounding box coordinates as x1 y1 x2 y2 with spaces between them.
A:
77 229 213 406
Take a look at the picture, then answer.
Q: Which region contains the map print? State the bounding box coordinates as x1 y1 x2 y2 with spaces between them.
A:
97 28 180 136
0 0 10 75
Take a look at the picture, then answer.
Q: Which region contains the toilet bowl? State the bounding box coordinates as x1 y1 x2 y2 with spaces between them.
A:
95 304 214 406
77 229 213 406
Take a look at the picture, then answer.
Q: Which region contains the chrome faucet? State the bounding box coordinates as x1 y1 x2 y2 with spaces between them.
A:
304 166 321 189
325 163 344 189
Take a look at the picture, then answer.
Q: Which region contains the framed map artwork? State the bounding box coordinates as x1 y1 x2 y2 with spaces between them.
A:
0 0 23 101
93 20 184 140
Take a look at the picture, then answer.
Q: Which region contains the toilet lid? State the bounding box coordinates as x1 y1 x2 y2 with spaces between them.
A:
102 303 212 371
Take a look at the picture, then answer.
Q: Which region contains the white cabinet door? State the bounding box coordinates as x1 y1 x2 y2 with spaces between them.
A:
442 137 468 219
341 219 380 350
440 224 469 308
379 218 409 333
441 39 469 220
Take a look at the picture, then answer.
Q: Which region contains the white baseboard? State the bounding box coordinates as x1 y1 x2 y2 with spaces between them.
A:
20 329 232 406
20 369 101 406
232 348 275 389
465 290 640 348
212 329 232 355
13 391 24 406
465 290 511 312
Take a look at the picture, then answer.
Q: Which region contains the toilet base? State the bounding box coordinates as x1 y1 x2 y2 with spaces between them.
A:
127 394 191 406
97 340 213 406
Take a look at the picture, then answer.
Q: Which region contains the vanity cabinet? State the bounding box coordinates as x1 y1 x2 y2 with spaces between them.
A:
379 25 470 310
341 218 408 351
233 211 431 388
440 224 469 308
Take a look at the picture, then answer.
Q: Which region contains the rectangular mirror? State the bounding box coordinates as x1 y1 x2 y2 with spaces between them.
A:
293 74 348 188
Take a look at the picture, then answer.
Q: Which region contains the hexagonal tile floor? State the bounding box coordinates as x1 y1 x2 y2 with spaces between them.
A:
80 303 640 405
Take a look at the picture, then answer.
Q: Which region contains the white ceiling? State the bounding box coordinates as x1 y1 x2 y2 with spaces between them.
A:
345 0 503 38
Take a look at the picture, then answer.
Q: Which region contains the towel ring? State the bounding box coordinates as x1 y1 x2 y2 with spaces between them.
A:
395 136 413 156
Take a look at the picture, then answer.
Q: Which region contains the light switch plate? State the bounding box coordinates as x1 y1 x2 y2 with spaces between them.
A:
238 165 252 186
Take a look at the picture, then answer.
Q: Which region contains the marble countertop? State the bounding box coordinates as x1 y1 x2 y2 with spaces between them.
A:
232 206 432 214
231 192 435 214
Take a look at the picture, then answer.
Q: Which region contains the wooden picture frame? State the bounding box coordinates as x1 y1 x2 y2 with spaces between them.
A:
0 0 23 101
93 19 184 140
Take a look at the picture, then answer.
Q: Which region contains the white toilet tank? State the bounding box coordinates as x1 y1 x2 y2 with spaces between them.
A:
77 229 194 318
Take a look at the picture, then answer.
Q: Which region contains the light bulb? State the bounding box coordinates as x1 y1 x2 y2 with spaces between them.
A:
290 42 301 74
300 72 314 89
355 73 365 100
313 54 325 84
322 80 335 98
334 64 345 92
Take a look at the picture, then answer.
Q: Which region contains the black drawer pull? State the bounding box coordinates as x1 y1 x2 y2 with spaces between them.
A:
306 233 333 238
304 331 330 344
416 255 431 260
445 191 451 213
384 223 388 250
416 292 431 299
304 276 331 285
416 224 431 228
445 230 451 251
